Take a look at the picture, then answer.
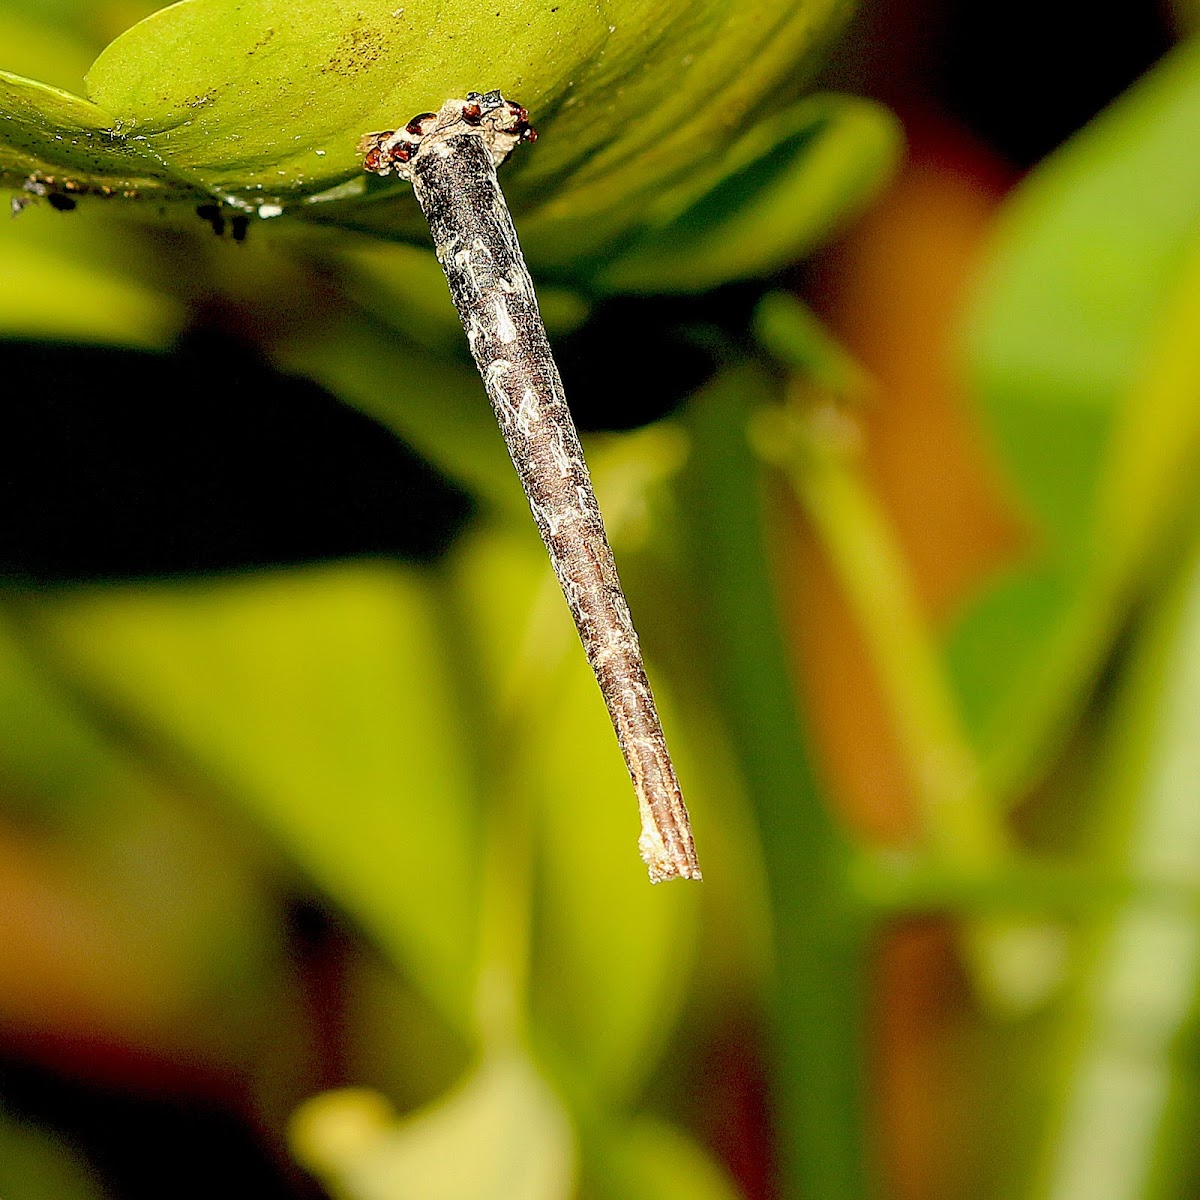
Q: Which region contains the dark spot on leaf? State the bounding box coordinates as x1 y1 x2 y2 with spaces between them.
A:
247 27 276 55
324 24 386 76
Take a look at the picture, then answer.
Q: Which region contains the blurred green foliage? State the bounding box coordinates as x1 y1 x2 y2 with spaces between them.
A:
955 36 1200 801
1 2 1200 1199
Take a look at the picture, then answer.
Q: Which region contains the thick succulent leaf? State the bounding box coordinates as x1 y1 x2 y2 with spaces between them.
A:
502 0 853 265
0 68 198 198
32 563 482 1028
594 93 901 294
83 0 609 206
29 0 848 255
291 1052 575 1200
951 37 1200 798
4 0 877 288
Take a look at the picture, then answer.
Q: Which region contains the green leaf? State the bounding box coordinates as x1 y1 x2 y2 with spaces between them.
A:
291 1052 575 1200
83 0 610 205
4 0 879 293
31 563 482 1028
3 0 846 254
952 37 1200 799
0 607 286 1059
0 68 196 197
595 94 901 293
0 0 162 53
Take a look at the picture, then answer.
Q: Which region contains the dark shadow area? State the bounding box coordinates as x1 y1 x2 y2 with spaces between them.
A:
0 334 474 583
556 289 751 433
938 0 1174 166
822 0 1174 167
0 1056 328 1200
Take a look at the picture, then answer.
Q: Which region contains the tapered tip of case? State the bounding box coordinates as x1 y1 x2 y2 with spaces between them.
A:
640 828 703 883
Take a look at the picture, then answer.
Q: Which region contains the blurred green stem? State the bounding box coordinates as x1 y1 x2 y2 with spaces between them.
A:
1032 525 1200 1200
678 360 869 1200
750 343 1066 1013
750 399 1004 869
750 291 1007 865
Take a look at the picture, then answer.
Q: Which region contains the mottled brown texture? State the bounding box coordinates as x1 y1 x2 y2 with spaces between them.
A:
367 96 700 881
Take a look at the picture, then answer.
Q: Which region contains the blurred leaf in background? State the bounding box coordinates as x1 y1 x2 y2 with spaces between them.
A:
953 35 1200 803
